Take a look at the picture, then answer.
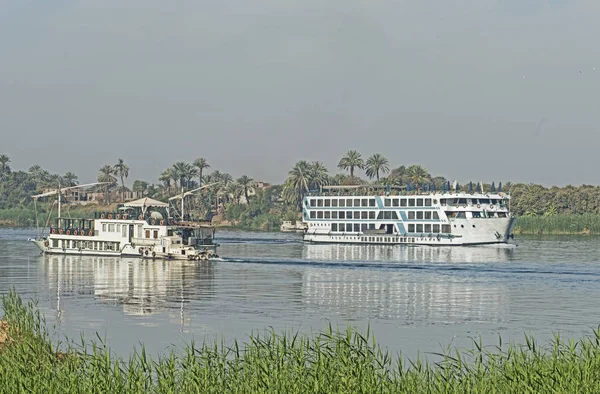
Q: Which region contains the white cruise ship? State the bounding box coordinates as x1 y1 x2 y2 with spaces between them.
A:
302 185 515 246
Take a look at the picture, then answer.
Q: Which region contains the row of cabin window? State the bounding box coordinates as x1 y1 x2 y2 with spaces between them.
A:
309 211 399 220
309 198 436 208
329 223 451 234
52 239 119 251
440 198 501 206
309 210 441 220
310 198 376 208
102 223 129 237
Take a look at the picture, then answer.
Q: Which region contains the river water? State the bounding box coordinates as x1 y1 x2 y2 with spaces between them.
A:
1 228 599 360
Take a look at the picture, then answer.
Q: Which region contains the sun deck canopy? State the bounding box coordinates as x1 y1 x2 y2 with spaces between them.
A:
123 197 168 212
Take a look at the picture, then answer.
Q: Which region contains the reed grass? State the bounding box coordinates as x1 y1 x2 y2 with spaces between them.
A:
2 290 600 393
515 214 600 235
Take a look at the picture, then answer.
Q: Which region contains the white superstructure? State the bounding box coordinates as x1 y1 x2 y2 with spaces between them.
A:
302 186 515 246
30 197 218 260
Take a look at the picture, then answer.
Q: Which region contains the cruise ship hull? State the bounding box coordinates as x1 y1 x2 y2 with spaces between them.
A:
304 217 515 246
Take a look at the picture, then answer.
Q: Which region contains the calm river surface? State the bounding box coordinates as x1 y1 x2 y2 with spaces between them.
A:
1 228 599 360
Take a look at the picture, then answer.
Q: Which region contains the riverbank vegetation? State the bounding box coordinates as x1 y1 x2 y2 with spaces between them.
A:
2 290 600 393
2 152 600 233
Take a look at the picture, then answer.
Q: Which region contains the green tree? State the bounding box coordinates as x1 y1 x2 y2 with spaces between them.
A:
308 161 329 191
406 165 430 187
97 165 117 204
337 150 364 180
193 157 210 186
0 154 10 180
61 172 79 187
283 161 311 211
113 158 130 202
237 175 254 203
365 154 390 182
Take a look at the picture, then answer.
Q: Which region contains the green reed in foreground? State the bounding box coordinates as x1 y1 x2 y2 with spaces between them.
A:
515 214 600 235
2 290 600 393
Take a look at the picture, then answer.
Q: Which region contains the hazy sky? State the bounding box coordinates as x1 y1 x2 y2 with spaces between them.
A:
1 0 599 186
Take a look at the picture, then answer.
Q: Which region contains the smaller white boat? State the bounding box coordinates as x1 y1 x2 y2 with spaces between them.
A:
30 191 219 260
280 220 308 233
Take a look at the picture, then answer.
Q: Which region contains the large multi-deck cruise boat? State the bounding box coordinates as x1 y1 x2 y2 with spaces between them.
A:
302 185 515 246
30 197 219 260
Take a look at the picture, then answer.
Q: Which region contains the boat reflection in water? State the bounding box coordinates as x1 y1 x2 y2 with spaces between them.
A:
44 255 214 319
300 243 513 324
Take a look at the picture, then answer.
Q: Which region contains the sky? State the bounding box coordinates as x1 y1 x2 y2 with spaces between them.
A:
1 0 599 186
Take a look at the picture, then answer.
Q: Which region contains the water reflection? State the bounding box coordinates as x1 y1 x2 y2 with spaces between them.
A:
45 255 215 318
300 244 512 323
302 243 516 263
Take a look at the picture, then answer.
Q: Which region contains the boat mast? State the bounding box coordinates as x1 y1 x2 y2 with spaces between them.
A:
58 182 61 219
181 185 184 221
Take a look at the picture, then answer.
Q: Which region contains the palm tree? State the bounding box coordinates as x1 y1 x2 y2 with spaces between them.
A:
283 161 311 210
98 165 117 204
61 172 79 187
225 182 244 204
159 168 175 197
193 157 210 186
308 161 329 191
389 165 407 186
337 150 364 180
406 165 430 187
365 154 390 182
237 175 254 203
0 154 10 179
113 158 130 202
172 162 197 192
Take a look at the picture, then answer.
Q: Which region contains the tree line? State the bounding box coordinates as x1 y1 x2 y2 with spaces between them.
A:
2 152 600 225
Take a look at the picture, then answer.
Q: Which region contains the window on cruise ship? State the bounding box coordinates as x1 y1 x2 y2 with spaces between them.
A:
440 199 447 206
442 225 451 233
108 224 115 232
458 198 467 205
332 211 338 219
361 211 368 219
122 225 127 237
354 199 360 207
417 212 424 220
324 199 331 207
491 199 499 204
392 212 398 219
369 211 375 219
310 199 316 207
377 212 383 220
145 230 151 238
332 199 338 207
425 224 432 233
416 224 423 232
346 199 353 207
346 223 352 232
116 224 121 232
317 199 323 207
417 199 424 207
361 199 368 207
339 212 345 219
401 199 407 207
433 212 439 220
383 211 391 220
408 211 415 219
137 225 143 238
409 199 415 207
433 224 440 233
393 199 399 207
369 199 376 207
354 224 360 232
384 198 391 207
317 211 323 219
408 224 415 232
479 199 490 204
425 211 432 220
102 223 107 232
346 211 352 219
361 224 367 231
332 223 338 232
324 211 330 219
425 199 432 206
369 224 375 230
456 212 466 219
153 230 159 239
310 211 316 219
339 199 345 207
